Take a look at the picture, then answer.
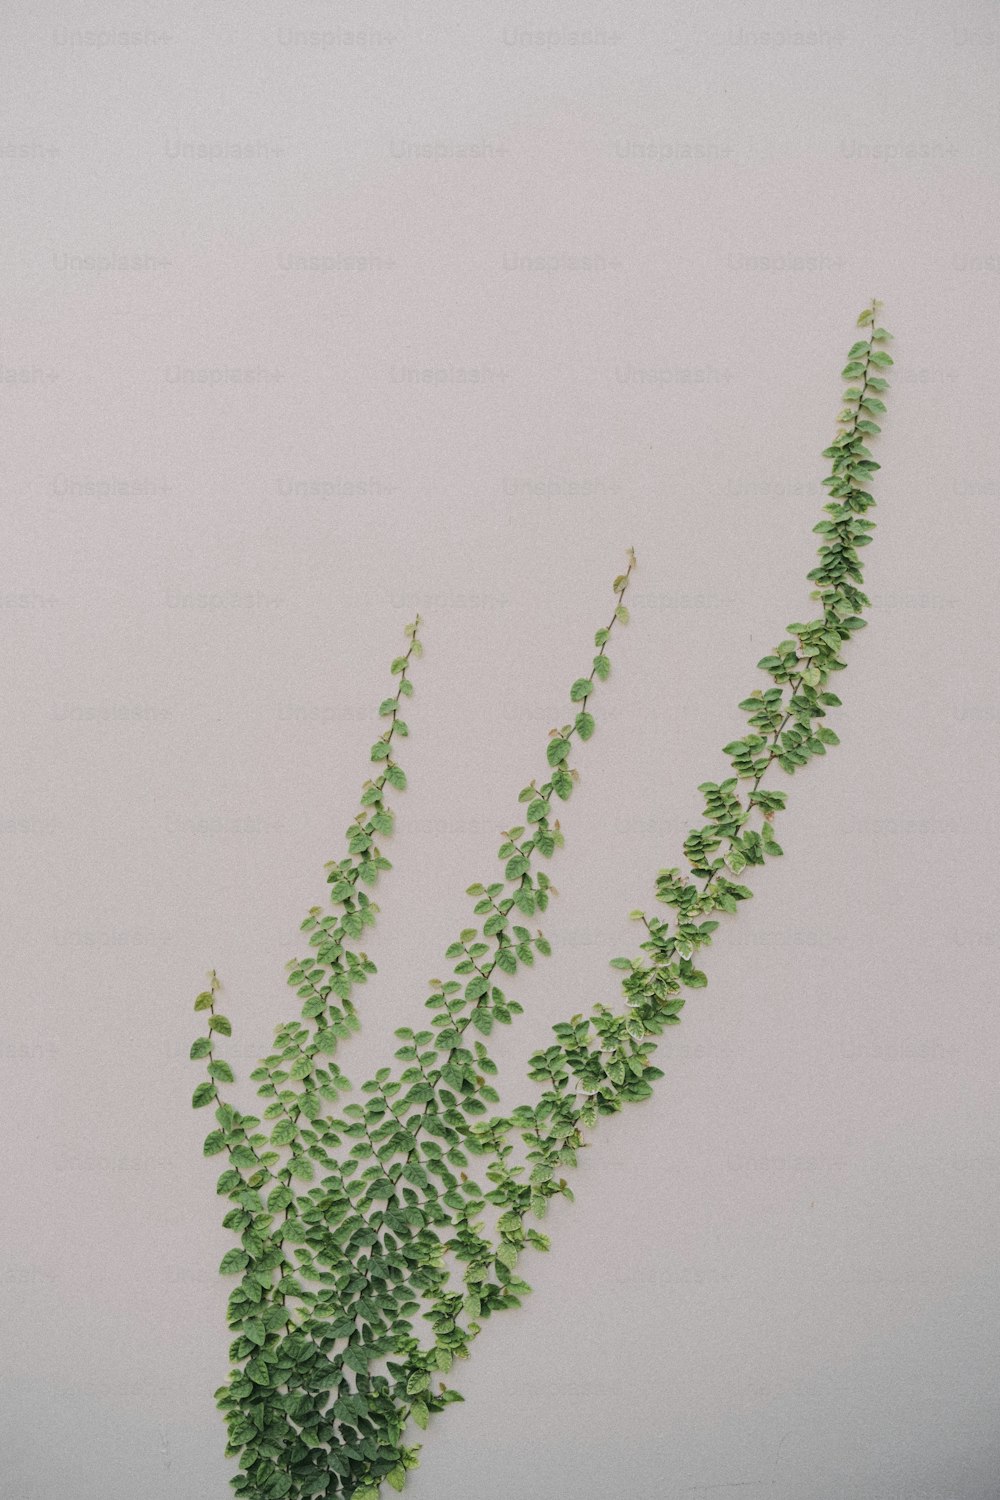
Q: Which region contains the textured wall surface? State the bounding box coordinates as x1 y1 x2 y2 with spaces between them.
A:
2 3 998 1497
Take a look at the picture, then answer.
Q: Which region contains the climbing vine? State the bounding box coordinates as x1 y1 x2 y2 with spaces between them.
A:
188 303 893 1498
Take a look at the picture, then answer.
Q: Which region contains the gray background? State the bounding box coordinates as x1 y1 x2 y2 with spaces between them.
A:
3 2 999 1497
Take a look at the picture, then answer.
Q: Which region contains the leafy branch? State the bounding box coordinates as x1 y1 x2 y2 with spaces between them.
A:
187 307 892 1499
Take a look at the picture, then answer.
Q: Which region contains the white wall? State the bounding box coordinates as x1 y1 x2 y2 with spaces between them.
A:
2 3 998 1497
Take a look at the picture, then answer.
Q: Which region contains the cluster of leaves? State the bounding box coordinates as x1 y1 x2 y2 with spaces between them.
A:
189 305 891 1498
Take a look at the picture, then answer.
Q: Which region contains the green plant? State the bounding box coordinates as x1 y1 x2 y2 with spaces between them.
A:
189 302 892 1498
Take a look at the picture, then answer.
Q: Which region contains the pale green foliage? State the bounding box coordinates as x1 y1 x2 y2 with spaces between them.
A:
188 306 892 1497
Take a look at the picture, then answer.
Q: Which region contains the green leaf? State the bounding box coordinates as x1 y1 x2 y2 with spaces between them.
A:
207 1059 234 1084
569 678 592 702
411 1400 429 1430
193 992 214 1012
192 1082 216 1109
386 1465 407 1492
869 350 893 367
190 1036 211 1059
551 768 573 800
546 737 571 766
219 1249 249 1275
208 1014 232 1036
592 654 611 681
575 711 595 741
